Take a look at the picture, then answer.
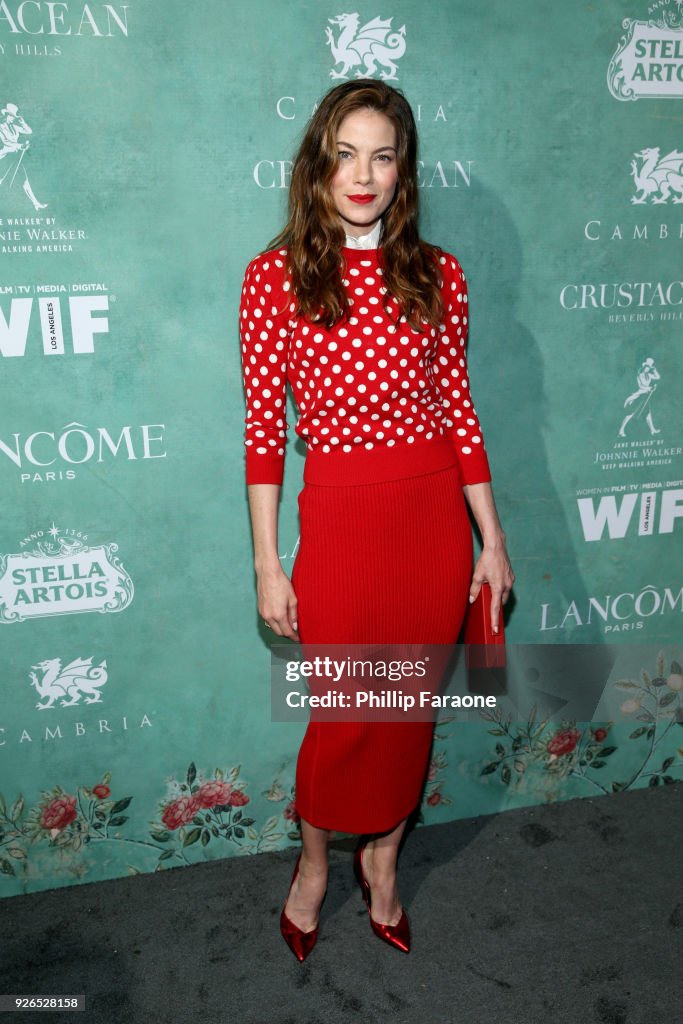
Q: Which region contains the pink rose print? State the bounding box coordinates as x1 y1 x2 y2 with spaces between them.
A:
40 794 77 832
161 795 201 830
196 781 233 808
228 789 249 807
547 728 581 758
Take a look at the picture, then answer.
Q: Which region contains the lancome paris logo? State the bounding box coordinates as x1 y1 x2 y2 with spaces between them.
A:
607 0 683 100
0 523 134 622
539 581 683 632
0 420 167 485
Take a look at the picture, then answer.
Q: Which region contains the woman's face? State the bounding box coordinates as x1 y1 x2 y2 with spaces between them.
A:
330 108 398 238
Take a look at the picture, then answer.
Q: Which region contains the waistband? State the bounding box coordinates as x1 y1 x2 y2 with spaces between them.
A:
303 436 461 486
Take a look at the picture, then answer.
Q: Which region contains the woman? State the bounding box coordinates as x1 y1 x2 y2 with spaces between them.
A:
239 80 514 961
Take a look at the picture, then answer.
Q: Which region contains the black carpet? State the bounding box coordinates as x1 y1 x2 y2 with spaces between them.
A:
3 784 681 1024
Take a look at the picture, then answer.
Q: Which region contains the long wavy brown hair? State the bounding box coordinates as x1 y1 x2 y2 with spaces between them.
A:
267 80 443 330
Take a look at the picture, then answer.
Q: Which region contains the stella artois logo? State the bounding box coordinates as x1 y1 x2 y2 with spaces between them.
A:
0 523 134 622
608 1 683 100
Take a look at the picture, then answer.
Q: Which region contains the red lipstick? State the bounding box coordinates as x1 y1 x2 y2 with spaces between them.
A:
348 194 375 204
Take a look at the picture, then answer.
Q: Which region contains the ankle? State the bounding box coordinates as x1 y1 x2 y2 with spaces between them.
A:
364 846 397 882
299 852 328 877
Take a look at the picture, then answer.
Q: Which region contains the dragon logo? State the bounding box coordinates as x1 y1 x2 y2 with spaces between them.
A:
326 13 406 80
631 147 683 204
31 656 109 710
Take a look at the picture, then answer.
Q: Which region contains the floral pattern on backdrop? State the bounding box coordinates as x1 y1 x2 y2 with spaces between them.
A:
2 652 680 891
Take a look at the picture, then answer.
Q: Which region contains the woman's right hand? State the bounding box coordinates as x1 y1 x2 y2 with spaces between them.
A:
257 563 300 641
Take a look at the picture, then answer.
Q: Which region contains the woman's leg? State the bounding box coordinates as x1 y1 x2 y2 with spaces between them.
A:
362 816 408 926
283 818 330 932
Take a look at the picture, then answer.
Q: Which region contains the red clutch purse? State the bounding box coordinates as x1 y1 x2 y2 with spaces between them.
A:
461 582 506 668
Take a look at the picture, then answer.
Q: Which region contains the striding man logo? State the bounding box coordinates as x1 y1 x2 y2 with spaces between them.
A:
630 147 683 204
0 102 47 211
618 357 661 437
326 13 406 80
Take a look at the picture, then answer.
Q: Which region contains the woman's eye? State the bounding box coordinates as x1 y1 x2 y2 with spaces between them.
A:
337 151 352 160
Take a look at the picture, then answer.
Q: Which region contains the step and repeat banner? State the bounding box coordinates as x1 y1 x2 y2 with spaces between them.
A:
1 1 681 896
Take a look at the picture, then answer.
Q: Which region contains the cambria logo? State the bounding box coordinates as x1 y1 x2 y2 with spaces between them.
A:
325 13 406 80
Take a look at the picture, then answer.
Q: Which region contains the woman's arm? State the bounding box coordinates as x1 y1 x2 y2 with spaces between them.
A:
462 480 514 633
239 253 299 641
247 483 300 641
429 254 514 630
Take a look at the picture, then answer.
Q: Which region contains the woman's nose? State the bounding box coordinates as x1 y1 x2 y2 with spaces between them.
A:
354 160 373 184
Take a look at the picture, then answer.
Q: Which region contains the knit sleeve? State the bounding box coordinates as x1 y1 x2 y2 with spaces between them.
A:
432 254 492 485
239 252 291 485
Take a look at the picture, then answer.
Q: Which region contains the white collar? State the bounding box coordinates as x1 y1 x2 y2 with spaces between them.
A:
344 219 382 250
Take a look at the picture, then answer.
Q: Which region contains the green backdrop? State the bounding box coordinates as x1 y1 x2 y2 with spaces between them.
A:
1 0 681 896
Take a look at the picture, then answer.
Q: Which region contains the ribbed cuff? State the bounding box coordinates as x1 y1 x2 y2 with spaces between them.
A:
245 452 284 485
457 446 492 486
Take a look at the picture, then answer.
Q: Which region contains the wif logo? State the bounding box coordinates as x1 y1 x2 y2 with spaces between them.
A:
578 487 683 540
326 13 406 80
0 288 110 356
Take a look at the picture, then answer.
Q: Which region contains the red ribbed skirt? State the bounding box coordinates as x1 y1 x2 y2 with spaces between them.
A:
290 438 474 834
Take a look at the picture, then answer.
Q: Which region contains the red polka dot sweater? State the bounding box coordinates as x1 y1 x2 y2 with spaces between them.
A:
239 246 492 487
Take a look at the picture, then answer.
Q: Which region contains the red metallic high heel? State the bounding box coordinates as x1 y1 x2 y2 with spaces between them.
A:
353 840 411 954
280 853 321 962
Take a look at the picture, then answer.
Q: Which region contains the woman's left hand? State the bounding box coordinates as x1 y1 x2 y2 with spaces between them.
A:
468 533 515 634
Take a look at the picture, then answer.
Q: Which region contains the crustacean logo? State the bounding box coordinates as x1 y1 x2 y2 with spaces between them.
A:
325 13 406 80
608 0 683 100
